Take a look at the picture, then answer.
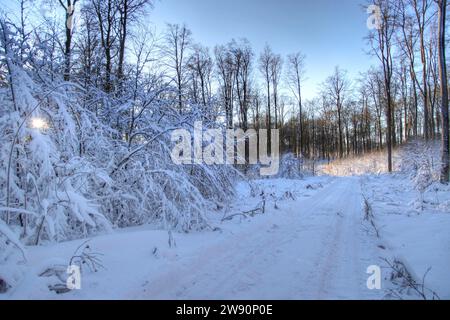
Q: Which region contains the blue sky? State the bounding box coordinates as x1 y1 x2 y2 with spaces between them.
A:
150 0 376 100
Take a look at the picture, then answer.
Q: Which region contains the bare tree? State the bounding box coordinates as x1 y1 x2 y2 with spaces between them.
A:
270 53 283 130
368 0 397 172
367 69 385 149
91 0 119 93
126 29 157 148
231 39 253 132
259 45 274 152
187 44 213 107
215 44 235 129
427 22 440 139
286 52 307 157
411 0 433 139
397 0 420 136
164 23 192 113
324 67 351 159
78 3 101 93
117 0 152 89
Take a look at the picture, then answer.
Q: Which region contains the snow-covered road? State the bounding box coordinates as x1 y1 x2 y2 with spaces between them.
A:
6 175 449 300
129 177 382 300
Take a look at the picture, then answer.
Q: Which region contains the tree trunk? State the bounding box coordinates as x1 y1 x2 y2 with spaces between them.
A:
61 0 77 81
438 0 449 183
118 0 128 90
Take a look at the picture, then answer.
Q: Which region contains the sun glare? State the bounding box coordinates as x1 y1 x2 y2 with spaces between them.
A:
30 117 49 130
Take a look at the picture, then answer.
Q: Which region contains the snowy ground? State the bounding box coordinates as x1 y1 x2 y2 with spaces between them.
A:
1 169 449 300
361 174 450 299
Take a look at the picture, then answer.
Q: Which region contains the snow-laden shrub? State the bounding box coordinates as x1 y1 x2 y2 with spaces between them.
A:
275 153 305 179
0 19 237 245
245 153 308 179
397 140 441 210
412 159 434 194
398 139 440 180
88 108 238 232
0 22 112 243
0 219 26 293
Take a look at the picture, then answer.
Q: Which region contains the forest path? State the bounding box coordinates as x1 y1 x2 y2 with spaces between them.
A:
132 177 383 300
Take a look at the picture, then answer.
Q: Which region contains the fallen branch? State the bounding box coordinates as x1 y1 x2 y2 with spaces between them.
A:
221 207 264 222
